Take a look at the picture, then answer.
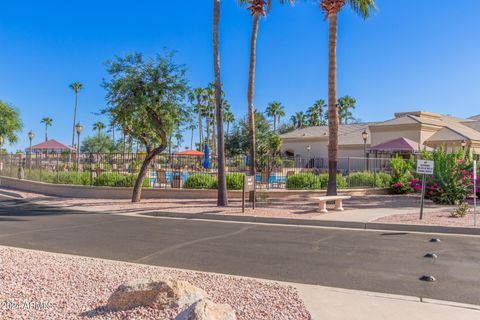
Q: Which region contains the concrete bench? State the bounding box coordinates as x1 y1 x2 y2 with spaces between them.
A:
311 196 351 213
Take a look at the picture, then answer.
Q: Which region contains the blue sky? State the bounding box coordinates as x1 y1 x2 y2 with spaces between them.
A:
1 0 480 151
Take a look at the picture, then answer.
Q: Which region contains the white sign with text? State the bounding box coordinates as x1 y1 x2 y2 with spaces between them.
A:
417 160 434 175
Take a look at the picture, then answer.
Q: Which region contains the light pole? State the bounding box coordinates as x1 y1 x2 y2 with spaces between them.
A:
28 130 34 170
362 130 369 171
307 145 312 168
75 122 83 170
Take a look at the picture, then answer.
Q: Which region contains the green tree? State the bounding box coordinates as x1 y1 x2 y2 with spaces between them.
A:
69 82 84 148
0 100 23 147
226 112 281 159
320 0 376 196
238 0 294 184
338 95 356 124
103 51 189 202
223 110 235 138
189 87 208 151
308 99 326 126
81 134 118 153
40 117 53 142
93 121 106 136
265 101 285 131
290 111 305 129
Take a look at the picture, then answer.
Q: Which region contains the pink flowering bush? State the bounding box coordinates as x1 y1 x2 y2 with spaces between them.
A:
410 148 474 205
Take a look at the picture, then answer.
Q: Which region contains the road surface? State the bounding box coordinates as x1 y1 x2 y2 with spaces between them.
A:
1 195 479 305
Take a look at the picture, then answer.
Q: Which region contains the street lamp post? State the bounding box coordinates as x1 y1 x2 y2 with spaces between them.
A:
28 130 34 170
306 145 311 168
75 122 83 170
362 130 369 171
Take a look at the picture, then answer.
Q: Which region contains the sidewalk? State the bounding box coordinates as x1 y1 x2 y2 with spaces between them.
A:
295 284 480 320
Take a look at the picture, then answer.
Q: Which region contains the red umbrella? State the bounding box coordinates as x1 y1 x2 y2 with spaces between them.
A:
174 150 205 157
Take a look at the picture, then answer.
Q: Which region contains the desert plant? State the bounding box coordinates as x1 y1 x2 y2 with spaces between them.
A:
451 202 471 218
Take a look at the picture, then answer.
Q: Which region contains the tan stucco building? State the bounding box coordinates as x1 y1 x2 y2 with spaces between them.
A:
280 111 480 162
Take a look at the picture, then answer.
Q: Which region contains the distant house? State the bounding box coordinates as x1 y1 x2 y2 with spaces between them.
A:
280 111 480 162
27 140 76 154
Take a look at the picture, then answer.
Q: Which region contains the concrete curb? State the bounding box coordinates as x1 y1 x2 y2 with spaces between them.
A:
141 211 480 235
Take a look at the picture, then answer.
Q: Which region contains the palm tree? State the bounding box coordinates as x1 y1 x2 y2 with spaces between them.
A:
312 99 326 126
223 111 235 138
40 117 53 142
239 0 294 182
93 122 106 136
69 82 84 148
191 88 207 151
290 111 305 129
320 0 376 196
213 0 228 206
338 95 357 124
265 101 285 131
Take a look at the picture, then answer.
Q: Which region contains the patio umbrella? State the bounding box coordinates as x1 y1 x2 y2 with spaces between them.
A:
203 144 210 169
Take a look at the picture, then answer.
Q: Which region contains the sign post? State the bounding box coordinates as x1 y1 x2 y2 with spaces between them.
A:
417 160 434 220
474 160 477 227
242 175 256 213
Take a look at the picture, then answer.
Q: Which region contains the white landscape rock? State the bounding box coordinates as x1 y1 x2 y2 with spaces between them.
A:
176 299 237 320
106 278 207 311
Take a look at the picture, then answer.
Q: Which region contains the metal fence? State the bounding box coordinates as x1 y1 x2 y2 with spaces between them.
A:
0 153 393 190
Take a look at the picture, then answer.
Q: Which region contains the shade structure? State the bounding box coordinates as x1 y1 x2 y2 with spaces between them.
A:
370 137 433 153
202 144 210 169
174 150 204 157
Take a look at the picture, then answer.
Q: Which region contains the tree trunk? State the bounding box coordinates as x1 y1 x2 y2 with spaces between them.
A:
327 12 339 196
45 125 48 142
197 98 203 151
248 14 259 180
71 91 78 148
132 151 155 203
190 127 194 150
214 0 228 207
273 115 277 131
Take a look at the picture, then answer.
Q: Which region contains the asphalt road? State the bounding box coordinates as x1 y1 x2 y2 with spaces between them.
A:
1 195 480 305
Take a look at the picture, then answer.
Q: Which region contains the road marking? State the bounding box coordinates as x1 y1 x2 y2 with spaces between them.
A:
134 225 256 263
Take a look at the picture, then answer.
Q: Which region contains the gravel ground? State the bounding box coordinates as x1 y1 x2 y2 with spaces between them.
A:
375 210 480 227
0 246 310 320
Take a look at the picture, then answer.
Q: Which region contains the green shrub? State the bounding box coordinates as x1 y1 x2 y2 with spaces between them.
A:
389 154 414 194
346 172 392 188
184 173 216 189
94 173 149 188
286 173 321 190
375 172 392 188
226 173 245 190
286 173 347 190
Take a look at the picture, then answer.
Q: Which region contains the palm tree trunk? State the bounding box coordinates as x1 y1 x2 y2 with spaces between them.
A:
190 127 194 150
71 91 78 148
248 14 259 182
45 124 48 142
273 115 277 132
327 12 339 196
226 122 230 138
197 98 203 151
214 0 228 207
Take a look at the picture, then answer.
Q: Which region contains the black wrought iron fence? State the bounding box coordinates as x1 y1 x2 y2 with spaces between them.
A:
0 153 393 190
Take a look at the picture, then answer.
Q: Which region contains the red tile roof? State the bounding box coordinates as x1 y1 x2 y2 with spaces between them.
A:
31 139 75 151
